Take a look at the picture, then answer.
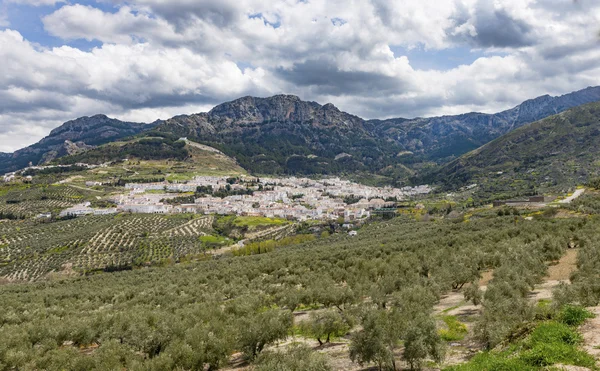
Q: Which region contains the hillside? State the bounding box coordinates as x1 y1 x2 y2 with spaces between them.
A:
428 101 600 199
3 206 600 370
0 115 154 174
56 134 245 180
370 86 600 163
156 95 400 175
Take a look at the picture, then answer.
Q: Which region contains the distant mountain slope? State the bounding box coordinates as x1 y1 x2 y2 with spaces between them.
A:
155 95 401 175
156 87 600 176
426 101 600 198
0 115 153 174
370 86 600 162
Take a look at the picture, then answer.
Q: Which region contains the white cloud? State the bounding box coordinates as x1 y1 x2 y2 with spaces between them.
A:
0 0 599 151
0 28 273 150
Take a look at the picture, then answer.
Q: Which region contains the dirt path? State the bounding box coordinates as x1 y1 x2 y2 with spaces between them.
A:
548 248 578 281
560 189 585 204
529 248 578 302
580 306 600 361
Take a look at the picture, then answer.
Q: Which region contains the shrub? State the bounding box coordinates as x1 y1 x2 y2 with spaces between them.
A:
557 305 595 327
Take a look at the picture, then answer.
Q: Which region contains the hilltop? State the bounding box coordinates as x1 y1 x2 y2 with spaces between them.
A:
54 134 246 182
0 115 155 174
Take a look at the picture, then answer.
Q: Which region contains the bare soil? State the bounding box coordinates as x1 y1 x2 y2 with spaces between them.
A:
580 306 600 362
547 248 578 281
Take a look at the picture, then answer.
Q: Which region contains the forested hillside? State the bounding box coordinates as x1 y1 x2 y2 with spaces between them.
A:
427 101 600 200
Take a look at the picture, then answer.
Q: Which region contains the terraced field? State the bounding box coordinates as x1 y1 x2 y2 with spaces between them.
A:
0 184 105 218
0 214 216 281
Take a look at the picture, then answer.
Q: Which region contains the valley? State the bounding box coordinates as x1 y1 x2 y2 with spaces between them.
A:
2 88 600 371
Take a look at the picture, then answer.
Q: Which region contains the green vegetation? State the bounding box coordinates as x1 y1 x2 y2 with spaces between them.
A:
4 191 600 369
297 310 352 345
232 234 316 256
1 209 597 369
427 101 600 202
212 215 293 239
0 184 104 218
57 133 189 165
198 235 231 249
254 343 331 370
0 214 216 280
438 316 468 341
558 305 595 327
233 216 289 228
447 307 596 371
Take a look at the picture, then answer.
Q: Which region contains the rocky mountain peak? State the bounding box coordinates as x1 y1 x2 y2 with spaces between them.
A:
208 94 309 122
322 102 339 111
49 114 113 136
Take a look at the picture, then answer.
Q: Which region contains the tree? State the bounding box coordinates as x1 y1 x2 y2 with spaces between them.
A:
301 310 350 346
238 309 292 359
349 309 397 371
402 315 445 370
463 281 483 306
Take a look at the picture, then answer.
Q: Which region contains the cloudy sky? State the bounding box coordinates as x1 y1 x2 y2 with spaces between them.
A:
1 0 599 152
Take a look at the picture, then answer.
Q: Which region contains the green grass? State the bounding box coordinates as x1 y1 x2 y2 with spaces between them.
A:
441 303 464 314
199 235 231 249
165 172 197 182
558 305 595 327
233 216 289 228
445 320 596 370
439 315 468 341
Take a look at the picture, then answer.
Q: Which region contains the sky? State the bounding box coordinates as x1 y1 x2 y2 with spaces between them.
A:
0 0 599 152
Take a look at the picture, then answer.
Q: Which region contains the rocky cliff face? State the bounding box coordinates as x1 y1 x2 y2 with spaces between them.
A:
157 95 384 175
0 115 153 174
208 95 364 129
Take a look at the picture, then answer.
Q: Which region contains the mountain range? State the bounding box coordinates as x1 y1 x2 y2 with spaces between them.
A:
2 86 600 190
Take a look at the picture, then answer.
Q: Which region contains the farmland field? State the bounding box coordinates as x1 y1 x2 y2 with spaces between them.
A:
3 194 600 369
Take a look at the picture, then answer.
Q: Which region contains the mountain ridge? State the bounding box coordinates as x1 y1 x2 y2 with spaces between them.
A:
0 115 154 174
2 86 600 181
368 86 600 161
